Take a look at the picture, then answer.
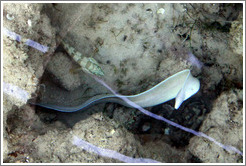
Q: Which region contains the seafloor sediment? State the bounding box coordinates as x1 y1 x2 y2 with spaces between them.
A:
3 3 243 163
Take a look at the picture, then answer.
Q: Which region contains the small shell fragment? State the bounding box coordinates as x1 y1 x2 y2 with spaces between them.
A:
27 19 32 27
6 14 14 20
110 129 115 135
164 128 170 135
157 8 165 15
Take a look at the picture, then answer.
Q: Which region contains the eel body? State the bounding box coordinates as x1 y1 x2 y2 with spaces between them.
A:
33 69 200 112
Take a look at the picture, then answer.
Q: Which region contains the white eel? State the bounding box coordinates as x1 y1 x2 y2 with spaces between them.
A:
33 69 200 112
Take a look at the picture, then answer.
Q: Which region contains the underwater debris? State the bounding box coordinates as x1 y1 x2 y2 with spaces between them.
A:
72 135 160 163
3 27 49 53
187 52 203 69
3 82 30 103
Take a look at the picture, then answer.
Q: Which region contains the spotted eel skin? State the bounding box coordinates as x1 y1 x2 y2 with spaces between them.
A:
61 40 104 76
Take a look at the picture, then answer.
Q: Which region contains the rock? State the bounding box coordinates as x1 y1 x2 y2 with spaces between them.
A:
32 112 191 163
229 11 243 56
189 89 243 163
3 3 56 162
46 52 82 91
32 112 157 162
